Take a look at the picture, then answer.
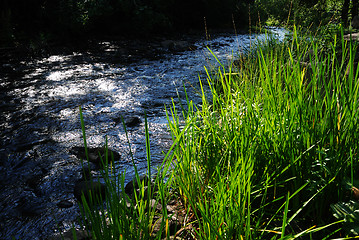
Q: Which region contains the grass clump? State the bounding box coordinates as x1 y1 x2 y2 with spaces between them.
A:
167 26 359 239
72 110 179 240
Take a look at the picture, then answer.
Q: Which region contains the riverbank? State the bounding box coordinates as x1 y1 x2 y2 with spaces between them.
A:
71 26 359 239
168 27 359 238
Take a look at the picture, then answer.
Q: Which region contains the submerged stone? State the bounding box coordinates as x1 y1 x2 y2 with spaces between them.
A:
112 114 142 128
57 200 73 208
73 180 106 203
70 146 120 166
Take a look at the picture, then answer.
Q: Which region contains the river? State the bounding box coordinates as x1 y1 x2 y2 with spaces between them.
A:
0 28 285 239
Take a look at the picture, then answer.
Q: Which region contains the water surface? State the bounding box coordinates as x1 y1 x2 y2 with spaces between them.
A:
0 29 285 239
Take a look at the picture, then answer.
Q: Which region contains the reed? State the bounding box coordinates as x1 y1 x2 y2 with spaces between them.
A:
167 26 359 239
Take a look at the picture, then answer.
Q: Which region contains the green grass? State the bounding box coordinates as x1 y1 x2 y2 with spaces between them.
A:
73 110 179 239
167 26 359 239
73 25 359 239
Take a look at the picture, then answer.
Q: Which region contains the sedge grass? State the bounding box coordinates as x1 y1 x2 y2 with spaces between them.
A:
72 108 182 240
166 26 359 239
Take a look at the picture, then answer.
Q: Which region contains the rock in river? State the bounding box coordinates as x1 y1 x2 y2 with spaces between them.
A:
70 146 120 167
124 175 158 200
57 200 73 208
125 175 150 195
112 114 142 128
74 180 106 203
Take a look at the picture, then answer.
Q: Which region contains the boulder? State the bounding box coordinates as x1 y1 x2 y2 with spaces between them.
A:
124 175 160 200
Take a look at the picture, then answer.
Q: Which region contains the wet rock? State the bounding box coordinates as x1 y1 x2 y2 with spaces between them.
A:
70 146 120 166
12 150 39 169
74 180 106 203
124 175 159 201
140 99 166 112
160 40 175 50
124 116 142 127
79 165 96 180
113 115 142 127
124 175 150 195
25 167 47 190
57 200 73 208
0 150 7 166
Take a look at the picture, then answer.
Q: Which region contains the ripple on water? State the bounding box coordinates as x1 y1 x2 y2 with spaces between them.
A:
0 29 287 239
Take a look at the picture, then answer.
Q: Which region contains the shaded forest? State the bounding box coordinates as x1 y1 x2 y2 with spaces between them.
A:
0 0 254 47
1 0 359 50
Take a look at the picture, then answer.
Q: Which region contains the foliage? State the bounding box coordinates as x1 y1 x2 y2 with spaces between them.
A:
332 200 359 236
251 0 344 28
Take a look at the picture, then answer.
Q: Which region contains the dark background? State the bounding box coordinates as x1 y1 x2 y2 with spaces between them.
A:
0 0 357 50
0 0 254 47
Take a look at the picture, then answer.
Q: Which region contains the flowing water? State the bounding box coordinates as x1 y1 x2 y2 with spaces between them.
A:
0 28 285 239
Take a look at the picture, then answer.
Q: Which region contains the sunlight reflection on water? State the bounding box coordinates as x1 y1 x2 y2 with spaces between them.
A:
0 28 287 239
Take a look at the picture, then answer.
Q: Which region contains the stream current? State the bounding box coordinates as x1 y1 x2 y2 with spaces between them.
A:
0 28 285 239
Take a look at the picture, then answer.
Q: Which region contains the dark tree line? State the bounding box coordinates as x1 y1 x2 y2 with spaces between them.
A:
0 0 253 47
2 0 357 48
